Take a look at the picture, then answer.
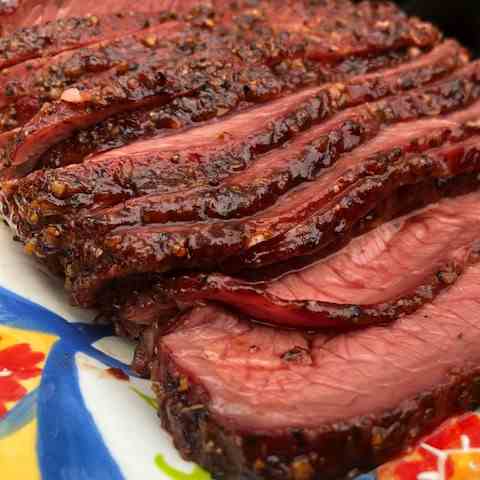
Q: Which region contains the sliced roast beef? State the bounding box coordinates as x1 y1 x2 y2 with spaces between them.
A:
0 11 178 71
63 102 480 305
37 45 433 171
153 254 480 480
76 61 480 230
97 174 480 344
1 30 301 176
2 43 470 276
4 0 441 178
8 40 464 207
238 138 480 272
0 0 440 58
0 0 194 34
167 191 480 328
3 3 480 479
0 21 185 134
6 24 298 177
2 85 330 237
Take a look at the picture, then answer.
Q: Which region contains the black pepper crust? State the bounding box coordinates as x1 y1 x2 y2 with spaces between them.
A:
0 19 183 133
0 10 177 71
3 0 443 178
36 46 423 172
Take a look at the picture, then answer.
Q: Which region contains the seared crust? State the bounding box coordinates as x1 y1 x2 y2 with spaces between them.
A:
2 0 443 176
0 11 175 70
0 20 183 134
37 46 424 172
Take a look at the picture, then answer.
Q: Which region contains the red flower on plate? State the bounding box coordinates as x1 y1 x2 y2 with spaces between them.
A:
378 413 480 480
0 343 45 417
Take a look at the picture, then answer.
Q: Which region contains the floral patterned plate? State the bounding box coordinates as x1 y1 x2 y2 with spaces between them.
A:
0 224 479 480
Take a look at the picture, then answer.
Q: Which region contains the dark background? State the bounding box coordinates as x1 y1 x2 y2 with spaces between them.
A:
395 0 480 56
